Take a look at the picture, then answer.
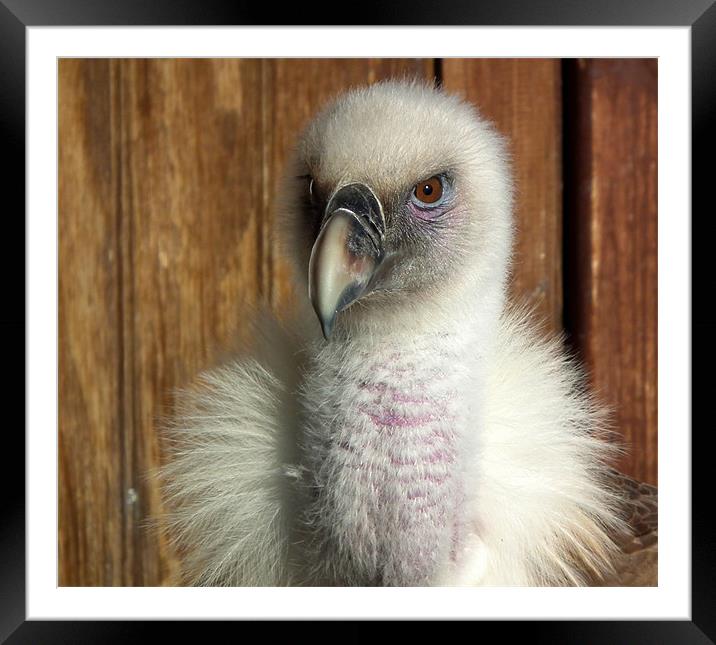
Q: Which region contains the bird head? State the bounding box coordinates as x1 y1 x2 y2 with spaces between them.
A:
277 80 514 340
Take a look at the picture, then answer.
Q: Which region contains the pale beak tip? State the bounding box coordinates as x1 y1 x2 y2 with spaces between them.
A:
319 313 335 340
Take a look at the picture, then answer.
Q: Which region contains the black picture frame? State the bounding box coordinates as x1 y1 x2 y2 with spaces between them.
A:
5 1 711 641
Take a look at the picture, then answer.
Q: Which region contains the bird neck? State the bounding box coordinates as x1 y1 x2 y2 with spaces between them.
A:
298 300 491 585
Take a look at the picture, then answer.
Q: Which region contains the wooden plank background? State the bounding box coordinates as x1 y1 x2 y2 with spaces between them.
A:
443 59 563 332
563 59 658 485
58 58 657 586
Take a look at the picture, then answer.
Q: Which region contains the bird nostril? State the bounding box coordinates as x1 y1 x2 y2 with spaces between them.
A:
324 183 386 239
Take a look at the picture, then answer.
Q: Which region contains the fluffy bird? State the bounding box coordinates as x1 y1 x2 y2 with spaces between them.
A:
161 80 657 587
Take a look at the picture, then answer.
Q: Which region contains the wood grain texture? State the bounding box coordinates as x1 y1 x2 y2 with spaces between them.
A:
59 58 432 586
59 59 124 585
563 59 658 485
442 59 563 333
115 58 271 586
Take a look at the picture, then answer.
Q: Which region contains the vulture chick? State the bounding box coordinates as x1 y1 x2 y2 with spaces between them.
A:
161 80 657 587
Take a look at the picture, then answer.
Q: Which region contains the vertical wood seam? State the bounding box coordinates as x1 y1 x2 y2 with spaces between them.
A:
115 59 141 585
433 58 443 88
109 59 128 587
562 58 593 358
124 61 141 586
260 60 272 307
561 59 657 484
553 62 564 331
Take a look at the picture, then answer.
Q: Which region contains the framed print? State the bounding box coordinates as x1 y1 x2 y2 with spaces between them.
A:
7 0 710 641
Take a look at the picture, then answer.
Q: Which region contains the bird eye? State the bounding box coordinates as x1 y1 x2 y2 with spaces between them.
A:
412 176 444 206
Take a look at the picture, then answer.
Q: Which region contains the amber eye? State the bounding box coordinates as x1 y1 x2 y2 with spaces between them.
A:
413 176 444 205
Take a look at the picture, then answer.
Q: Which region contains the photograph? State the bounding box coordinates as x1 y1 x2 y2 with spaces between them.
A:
57 57 658 588
6 5 704 635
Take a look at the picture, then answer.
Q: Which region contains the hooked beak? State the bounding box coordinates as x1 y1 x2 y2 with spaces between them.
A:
308 183 386 339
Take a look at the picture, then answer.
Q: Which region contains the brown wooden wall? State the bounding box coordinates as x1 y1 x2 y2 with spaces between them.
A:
58 58 657 586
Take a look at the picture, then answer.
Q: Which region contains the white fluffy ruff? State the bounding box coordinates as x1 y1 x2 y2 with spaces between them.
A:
467 309 624 586
160 359 291 586
159 307 625 586
159 314 302 586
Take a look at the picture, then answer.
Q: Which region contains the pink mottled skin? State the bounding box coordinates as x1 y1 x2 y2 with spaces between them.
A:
300 332 474 585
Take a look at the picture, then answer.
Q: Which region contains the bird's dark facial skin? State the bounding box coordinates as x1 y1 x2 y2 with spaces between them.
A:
380 170 465 285
297 173 327 242
302 165 467 337
300 169 460 248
